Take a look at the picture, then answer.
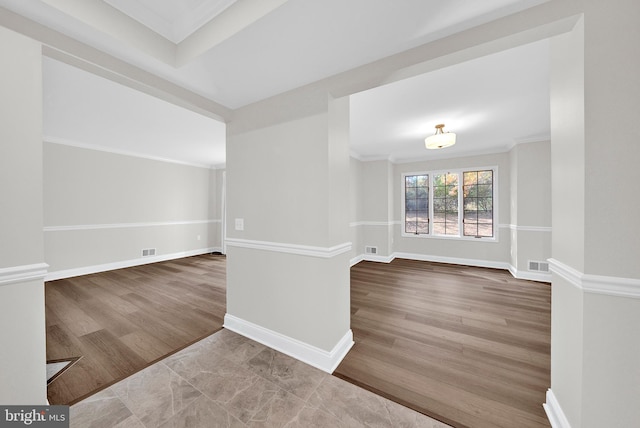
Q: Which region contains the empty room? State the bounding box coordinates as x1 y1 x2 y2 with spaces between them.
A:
1 1 638 428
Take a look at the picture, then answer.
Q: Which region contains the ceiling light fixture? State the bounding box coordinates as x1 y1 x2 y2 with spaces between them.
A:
425 124 456 149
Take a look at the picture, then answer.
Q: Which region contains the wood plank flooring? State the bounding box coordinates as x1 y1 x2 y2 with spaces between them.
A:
47 254 550 427
334 259 551 428
45 254 226 405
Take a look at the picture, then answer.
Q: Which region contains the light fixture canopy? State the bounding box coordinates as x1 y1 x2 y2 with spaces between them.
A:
425 123 456 149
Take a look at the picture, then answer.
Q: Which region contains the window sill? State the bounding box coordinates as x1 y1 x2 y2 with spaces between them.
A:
400 233 498 243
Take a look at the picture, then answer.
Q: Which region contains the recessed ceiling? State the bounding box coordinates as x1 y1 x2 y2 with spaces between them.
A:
0 0 551 166
104 0 238 43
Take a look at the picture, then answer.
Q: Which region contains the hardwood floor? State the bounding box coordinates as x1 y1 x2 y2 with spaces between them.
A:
45 254 226 405
47 254 550 427
334 259 551 428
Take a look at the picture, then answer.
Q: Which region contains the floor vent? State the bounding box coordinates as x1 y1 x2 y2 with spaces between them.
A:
365 246 378 255
142 248 156 257
528 260 549 272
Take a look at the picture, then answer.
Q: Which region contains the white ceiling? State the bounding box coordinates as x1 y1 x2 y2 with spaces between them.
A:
1 0 551 167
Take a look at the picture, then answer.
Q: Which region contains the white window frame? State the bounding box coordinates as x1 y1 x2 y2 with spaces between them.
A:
401 166 498 242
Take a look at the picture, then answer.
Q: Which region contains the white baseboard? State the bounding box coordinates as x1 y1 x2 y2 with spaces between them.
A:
350 251 551 282
393 252 510 271
508 265 552 283
45 247 221 281
223 314 353 374
350 254 365 266
543 389 572 428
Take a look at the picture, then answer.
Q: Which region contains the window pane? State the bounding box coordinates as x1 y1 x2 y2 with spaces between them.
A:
417 210 429 222
404 174 429 234
462 170 493 237
477 184 492 198
415 198 427 211
431 172 459 235
464 210 478 222
464 222 478 236
478 170 493 184
477 223 493 237
463 171 477 186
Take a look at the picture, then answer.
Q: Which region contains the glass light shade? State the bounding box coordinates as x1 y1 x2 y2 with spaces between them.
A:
425 132 456 149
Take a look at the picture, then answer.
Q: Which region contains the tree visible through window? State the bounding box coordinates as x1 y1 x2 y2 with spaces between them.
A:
402 168 495 239
404 174 429 234
463 170 493 237
433 173 459 235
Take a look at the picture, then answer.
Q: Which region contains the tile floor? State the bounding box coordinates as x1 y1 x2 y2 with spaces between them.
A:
70 329 450 427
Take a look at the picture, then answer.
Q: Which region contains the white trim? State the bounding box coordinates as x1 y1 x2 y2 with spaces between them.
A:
44 137 216 169
348 221 397 227
350 254 365 266
508 265 552 283
393 252 509 270
401 167 499 241
45 247 220 281
362 254 394 264
223 314 354 374
506 224 552 232
543 389 572 428
225 238 351 258
0 263 49 287
351 251 553 282
44 219 220 232
548 258 640 299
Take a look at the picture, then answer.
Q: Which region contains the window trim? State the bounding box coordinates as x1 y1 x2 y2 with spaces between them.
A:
401 166 498 242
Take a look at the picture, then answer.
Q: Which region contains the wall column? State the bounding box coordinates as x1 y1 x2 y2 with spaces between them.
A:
224 93 353 372
0 26 47 404
547 1 640 426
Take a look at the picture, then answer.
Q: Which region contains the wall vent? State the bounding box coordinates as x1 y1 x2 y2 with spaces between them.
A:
365 246 378 255
142 248 156 257
528 260 549 272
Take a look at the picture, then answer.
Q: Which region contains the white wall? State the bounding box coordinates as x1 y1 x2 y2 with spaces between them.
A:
350 149 556 280
225 95 352 370
43 143 222 278
509 141 552 278
0 26 47 404
349 157 363 262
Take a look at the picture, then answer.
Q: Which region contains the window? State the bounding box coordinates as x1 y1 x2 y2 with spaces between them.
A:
463 170 493 237
404 174 429 234
402 168 496 239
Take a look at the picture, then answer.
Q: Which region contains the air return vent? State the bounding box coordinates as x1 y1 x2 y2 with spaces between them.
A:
365 246 378 255
528 260 549 272
142 248 156 257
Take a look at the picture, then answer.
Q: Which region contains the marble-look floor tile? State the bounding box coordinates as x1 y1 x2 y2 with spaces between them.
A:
213 329 267 362
245 347 327 401
112 415 146 428
112 362 202 427
158 396 246 428
164 348 259 406
283 404 349 428
223 375 281 423
246 388 306 428
70 389 133 428
71 329 449 428
308 375 448 428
